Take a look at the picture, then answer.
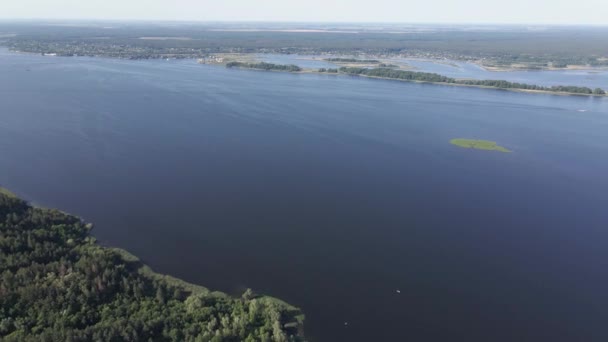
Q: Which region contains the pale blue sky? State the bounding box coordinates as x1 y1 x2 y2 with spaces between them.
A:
1 0 606 25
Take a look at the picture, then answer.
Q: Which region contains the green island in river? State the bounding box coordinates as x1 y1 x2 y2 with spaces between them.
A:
450 139 512 153
0 187 304 341
222 62 606 97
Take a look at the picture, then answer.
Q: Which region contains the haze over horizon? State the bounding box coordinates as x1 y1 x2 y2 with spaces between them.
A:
1 0 607 25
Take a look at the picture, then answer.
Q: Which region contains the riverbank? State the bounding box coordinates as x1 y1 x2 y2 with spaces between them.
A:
0 186 305 341
258 54 608 73
475 60 608 73
226 64 608 98
0 186 17 198
361 74 607 97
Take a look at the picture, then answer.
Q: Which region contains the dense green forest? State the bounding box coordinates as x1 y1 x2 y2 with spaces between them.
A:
226 62 302 72
0 189 304 342
338 67 607 95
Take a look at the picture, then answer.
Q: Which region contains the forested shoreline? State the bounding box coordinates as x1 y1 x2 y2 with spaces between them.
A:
338 67 607 95
0 189 305 341
222 62 606 96
323 58 380 63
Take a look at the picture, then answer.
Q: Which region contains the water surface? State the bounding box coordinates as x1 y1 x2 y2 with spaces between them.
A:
1 48 608 341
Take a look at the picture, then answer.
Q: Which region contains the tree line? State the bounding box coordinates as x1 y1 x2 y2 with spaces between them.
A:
0 190 304 342
318 68 338 73
226 62 302 72
338 67 606 95
324 58 380 63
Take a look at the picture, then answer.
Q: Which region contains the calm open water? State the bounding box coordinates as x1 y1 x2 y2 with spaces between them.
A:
1 48 608 341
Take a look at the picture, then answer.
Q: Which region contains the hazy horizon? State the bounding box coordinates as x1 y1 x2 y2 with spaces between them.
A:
1 19 608 27
1 0 607 25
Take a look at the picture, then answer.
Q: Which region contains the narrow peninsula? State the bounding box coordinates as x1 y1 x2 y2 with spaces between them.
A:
0 188 305 341
337 67 607 96
221 62 606 97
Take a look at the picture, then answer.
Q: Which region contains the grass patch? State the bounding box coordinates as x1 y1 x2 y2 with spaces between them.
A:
450 139 512 153
0 187 17 198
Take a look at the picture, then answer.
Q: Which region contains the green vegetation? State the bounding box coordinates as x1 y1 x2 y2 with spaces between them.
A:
457 79 603 95
450 139 511 153
226 61 301 72
324 58 380 63
223 63 605 96
339 67 453 83
0 187 16 198
338 67 606 95
0 190 304 341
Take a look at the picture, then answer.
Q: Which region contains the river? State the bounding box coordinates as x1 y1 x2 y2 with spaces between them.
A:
1 48 608 341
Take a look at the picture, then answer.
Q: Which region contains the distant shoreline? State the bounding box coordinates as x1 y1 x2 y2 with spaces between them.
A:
476 61 608 73
225 64 608 98
2 47 606 98
291 55 608 73
5 44 608 73
357 74 607 97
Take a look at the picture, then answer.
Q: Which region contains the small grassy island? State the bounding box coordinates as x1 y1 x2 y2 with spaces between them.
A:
0 188 304 341
450 139 512 153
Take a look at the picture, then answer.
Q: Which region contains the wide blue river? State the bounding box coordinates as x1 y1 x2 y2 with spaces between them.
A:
1 48 608 341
